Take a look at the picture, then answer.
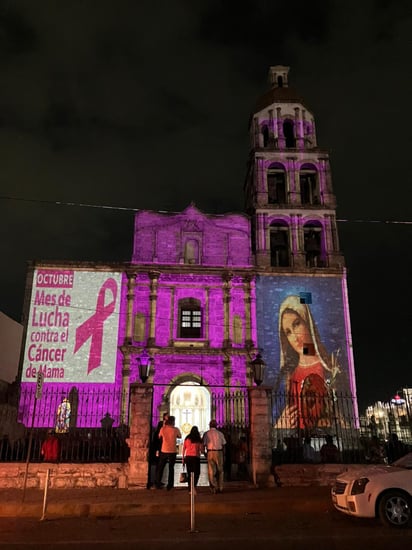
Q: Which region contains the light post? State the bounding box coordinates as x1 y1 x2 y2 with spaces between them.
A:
136 349 154 383
250 353 266 386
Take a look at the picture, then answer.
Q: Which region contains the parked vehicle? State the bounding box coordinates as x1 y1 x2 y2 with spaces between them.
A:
331 452 412 528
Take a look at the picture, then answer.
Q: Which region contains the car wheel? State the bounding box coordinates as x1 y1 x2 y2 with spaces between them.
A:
378 491 412 528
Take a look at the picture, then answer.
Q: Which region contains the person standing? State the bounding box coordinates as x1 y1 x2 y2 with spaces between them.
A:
182 426 203 493
155 416 181 491
320 435 339 463
202 419 226 493
302 436 316 463
148 412 169 489
41 430 60 462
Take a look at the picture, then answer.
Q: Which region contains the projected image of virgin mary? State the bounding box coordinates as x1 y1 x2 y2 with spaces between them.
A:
274 295 341 431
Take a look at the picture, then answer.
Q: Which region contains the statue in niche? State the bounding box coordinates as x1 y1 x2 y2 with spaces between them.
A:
184 239 199 264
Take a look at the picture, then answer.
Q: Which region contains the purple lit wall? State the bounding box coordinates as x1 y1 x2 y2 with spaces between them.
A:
132 204 252 267
130 204 256 427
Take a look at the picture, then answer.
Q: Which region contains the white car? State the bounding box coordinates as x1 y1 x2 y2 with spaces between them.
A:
332 452 412 528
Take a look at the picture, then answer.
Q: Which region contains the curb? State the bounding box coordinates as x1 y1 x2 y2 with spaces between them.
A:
0 486 331 519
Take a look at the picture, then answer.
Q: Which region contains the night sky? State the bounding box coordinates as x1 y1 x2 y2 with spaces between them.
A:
1 1 411 410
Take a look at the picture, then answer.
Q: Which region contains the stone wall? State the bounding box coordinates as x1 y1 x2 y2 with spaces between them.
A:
274 463 347 486
0 462 349 490
0 463 128 490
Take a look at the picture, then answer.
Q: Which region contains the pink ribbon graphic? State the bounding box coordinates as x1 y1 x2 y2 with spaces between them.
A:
74 278 118 375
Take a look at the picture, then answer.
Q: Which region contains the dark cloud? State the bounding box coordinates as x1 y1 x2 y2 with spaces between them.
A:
0 0 411 409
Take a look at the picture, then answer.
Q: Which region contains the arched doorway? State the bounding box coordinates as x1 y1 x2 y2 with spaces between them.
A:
169 382 211 438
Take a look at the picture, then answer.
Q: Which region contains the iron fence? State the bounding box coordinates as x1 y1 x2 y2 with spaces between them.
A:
212 389 250 480
271 390 412 465
3 384 411 466
0 385 130 463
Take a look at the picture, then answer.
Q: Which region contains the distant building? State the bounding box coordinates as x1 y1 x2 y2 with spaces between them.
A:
0 311 22 384
16 67 358 440
365 388 412 444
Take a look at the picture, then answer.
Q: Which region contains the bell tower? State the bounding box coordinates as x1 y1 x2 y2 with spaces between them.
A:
245 65 344 270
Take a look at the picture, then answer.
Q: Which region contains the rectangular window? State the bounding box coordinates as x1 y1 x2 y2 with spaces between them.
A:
180 309 202 338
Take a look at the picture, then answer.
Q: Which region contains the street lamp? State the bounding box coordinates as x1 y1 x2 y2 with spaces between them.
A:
250 353 266 386
136 349 154 383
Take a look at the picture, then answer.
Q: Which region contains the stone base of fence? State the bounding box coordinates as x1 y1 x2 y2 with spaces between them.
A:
0 463 128 490
0 462 349 490
274 463 347 486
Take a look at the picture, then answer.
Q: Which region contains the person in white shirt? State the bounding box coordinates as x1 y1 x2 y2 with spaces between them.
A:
202 419 226 493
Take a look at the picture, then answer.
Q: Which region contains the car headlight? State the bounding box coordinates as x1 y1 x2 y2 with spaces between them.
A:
351 477 369 495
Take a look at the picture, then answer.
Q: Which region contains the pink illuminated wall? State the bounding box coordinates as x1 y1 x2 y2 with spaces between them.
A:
132 204 252 267
130 204 257 426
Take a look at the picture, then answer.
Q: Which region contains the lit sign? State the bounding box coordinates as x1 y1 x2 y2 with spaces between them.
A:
391 394 405 406
22 269 122 383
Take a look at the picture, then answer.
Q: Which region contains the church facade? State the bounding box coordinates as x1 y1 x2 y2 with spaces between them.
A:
17 67 357 440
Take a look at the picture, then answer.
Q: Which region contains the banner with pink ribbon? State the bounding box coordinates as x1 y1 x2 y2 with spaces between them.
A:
21 269 122 383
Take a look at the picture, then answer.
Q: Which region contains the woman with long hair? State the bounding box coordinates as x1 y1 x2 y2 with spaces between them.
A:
275 295 341 431
182 425 203 492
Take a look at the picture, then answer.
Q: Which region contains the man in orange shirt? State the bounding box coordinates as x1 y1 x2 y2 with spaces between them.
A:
155 416 182 491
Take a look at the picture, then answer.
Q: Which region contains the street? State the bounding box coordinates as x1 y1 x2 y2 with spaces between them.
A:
0 489 410 550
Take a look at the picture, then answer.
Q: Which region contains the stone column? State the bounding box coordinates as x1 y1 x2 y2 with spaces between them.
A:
127 383 153 489
295 107 304 149
147 271 160 347
248 386 274 487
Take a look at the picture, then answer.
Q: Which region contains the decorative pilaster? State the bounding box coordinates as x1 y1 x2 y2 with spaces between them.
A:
288 156 298 205
243 275 253 348
147 271 160 347
222 271 233 348
276 107 284 149
124 272 135 345
295 107 304 149
294 214 306 268
256 157 266 207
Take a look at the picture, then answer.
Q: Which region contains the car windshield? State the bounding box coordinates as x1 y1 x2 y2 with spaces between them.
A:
391 452 412 469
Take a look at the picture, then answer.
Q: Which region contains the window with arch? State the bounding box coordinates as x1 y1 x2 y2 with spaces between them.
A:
270 222 290 267
267 163 287 204
303 222 325 267
300 164 320 205
283 119 295 148
178 298 202 338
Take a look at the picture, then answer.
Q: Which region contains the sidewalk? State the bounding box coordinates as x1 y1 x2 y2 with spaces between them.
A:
0 482 331 519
